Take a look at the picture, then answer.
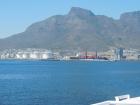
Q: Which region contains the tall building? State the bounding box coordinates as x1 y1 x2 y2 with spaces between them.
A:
115 48 124 60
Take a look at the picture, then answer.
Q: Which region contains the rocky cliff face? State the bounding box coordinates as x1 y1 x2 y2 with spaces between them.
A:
0 7 140 51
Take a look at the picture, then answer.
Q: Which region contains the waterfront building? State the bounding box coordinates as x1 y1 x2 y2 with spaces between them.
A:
0 48 58 60
123 49 140 60
115 48 124 60
97 49 116 60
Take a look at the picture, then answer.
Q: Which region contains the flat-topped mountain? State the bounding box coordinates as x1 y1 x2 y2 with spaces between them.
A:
0 7 140 51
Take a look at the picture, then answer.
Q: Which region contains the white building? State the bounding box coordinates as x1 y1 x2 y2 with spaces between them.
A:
14 49 54 60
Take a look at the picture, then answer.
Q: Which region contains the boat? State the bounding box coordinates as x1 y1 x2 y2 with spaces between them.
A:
91 94 140 105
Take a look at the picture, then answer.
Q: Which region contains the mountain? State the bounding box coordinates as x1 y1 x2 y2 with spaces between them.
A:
0 7 140 51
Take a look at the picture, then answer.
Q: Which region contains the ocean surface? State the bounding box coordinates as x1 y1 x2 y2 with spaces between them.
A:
0 60 140 105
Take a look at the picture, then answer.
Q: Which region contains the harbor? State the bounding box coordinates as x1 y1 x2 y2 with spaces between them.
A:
0 48 140 61
0 60 140 105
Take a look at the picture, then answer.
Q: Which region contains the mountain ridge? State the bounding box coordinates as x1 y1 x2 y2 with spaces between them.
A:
0 7 140 51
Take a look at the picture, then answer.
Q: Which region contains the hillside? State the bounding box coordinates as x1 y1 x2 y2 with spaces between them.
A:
0 7 140 51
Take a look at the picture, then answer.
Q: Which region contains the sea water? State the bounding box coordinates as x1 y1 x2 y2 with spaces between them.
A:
0 60 140 105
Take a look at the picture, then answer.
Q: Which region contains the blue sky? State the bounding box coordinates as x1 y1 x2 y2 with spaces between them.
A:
0 0 140 38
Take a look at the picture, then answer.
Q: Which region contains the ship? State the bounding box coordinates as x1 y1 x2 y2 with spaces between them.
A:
91 94 140 105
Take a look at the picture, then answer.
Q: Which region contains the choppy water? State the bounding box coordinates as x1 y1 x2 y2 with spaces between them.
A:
0 60 140 105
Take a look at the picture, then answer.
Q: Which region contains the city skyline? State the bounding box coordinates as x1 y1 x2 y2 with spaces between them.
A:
0 0 140 38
